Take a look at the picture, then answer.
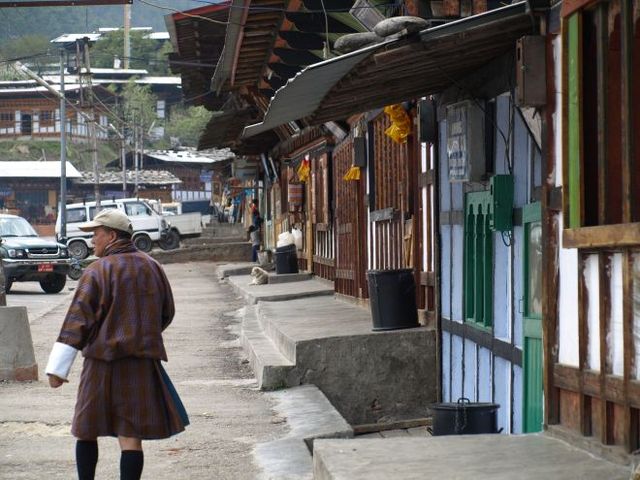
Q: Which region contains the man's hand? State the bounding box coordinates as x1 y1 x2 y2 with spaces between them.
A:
48 374 65 388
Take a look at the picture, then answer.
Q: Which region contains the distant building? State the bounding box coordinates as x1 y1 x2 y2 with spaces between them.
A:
0 160 81 234
0 83 115 141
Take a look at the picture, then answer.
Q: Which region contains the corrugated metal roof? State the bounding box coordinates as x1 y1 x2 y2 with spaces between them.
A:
243 1 534 137
0 161 81 178
145 149 235 164
76 169 181 185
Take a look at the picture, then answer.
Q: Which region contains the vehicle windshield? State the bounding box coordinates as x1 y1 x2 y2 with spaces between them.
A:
0 217 38 237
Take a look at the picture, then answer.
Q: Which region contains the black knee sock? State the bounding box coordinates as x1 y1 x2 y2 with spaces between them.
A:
120 450 144 480
76 440 98 480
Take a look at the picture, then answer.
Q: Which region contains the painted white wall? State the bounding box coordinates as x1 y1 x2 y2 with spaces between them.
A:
584 254 601 371
494 231 512 342
441 224 451 319
610 253 624 376
634 254 640 380
558 213 580 367
451 335 464 402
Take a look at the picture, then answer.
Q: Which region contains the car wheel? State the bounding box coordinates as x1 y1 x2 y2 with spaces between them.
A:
68 240 89 259
40 273 66 294
133 234 153 252
158 230 180 250
67 264 83 281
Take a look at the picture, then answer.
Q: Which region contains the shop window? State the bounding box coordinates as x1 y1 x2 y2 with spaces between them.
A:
0 112 13 124
564 2 636 228
464 190 493 329
40 111 54 124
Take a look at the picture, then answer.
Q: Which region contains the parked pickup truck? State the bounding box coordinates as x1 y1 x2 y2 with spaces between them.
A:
148 201 202 250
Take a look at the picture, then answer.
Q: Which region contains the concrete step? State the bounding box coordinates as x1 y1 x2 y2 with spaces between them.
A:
150 242 251 264
217 262 266 280
241 305 294 389
226 275 334 305
253 297 437 426
254 385 353 480
183 236 247 246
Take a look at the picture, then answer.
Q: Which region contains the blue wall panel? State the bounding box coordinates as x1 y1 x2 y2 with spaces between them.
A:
512 365 523 434
441 224 451 319
493 233 511 341
451 335 464 402
451 225 464 322
478 347 492 402
513 225 524 349
512 112 529 208
494 356 511 434
439 121 451 212
463 339 477 400
442 331 451 402
494 96 511 175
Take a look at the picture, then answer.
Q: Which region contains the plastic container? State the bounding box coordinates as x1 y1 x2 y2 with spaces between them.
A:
367 268 419 331
291 228 303 250
275 244 299 274
429 398 501 436
277 231 295 248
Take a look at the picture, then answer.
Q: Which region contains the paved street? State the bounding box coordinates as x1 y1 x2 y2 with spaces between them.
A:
0 262 288 479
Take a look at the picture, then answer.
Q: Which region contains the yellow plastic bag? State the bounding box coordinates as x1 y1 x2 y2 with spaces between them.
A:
383 104 411 144
343 165 361 181
297 156 310 183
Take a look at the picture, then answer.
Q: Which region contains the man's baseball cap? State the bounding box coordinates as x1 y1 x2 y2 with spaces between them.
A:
78 209 133 234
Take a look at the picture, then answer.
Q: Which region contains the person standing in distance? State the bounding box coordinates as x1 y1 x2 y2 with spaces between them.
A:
45 209 188 480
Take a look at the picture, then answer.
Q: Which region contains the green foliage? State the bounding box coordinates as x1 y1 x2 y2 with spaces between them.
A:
165 106 213 148
90 30 170 75
121 80 157 129
0 35 51 62
0 140 118 170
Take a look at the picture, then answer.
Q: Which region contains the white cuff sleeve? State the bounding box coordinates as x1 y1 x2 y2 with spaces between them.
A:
45 342 79 381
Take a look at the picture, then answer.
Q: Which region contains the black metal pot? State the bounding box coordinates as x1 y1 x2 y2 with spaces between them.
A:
429 397 501 436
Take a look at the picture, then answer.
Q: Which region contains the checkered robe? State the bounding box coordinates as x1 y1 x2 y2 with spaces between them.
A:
55 239 187 440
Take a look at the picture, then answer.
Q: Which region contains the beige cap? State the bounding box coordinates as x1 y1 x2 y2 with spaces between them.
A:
78 208 133 234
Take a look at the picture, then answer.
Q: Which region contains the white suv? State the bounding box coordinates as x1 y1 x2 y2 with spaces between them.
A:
55 198 169 259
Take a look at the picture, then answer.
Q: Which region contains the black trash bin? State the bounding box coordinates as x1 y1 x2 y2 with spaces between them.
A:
367 268 419 331
275 243 299 274
429 398 501 435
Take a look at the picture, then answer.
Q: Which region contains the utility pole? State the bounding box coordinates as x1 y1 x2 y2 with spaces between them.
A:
123 3 131 69
133 111 139 196
78 37 101 209
59 48 67 241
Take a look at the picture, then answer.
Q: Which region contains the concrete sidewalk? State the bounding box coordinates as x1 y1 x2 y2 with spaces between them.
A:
313 434 630 479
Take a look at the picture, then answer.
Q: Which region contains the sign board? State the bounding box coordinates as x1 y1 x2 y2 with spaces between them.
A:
446 100 485 183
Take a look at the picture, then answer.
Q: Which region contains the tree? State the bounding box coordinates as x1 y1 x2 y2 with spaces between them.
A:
90 30 170 75
0 35 50 62
164 106 212 148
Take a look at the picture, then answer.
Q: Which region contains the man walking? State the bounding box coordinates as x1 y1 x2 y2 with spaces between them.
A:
45 209 188 480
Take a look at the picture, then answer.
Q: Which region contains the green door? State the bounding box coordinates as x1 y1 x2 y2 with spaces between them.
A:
523 202 543 433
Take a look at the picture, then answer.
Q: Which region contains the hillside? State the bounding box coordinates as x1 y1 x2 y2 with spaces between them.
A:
0 139 119 171
0 1 197 40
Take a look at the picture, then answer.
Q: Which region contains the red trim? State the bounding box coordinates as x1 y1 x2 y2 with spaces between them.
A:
172 1 230 22
560 0 599 18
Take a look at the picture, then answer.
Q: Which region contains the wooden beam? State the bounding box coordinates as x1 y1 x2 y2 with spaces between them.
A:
578 253 589 435
562 223 640 249
596 6 609 225
0 0 130 5
621 0 634 224
543 27 561 426
623 251 634 451
599 253 611 444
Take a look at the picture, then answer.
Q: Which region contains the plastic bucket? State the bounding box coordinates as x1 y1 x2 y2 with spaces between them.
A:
367 268 419 331
275 245 299 274
429 398 500 435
